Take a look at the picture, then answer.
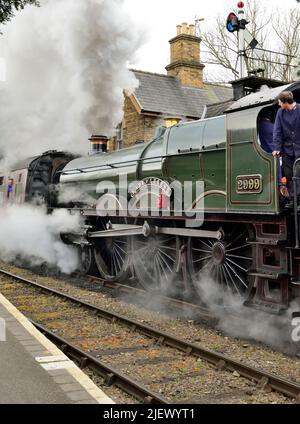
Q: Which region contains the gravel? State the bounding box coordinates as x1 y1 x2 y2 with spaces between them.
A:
0 260 299 404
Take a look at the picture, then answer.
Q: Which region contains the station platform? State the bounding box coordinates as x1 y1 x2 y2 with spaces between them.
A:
0 293 114 404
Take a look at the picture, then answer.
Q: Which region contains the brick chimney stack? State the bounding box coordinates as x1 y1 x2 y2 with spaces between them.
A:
166 23 205 89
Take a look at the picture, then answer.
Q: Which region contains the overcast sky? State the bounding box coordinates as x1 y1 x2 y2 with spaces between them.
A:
0 0 299 81
123 0 300 74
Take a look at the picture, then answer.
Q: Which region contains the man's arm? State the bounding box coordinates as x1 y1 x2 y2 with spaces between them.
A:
273 112 283 155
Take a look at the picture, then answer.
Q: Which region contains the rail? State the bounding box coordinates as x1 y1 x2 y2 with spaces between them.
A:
1 268 300 401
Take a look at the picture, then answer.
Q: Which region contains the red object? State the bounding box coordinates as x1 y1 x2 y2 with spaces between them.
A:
156 194 167 209
237 1 244 8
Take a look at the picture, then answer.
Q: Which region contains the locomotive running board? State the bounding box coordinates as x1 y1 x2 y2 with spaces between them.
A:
88 225 145 238
88 223 223 240
154 226 223 240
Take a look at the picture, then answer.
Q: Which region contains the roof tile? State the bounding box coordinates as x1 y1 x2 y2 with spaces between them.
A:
131 70 233 118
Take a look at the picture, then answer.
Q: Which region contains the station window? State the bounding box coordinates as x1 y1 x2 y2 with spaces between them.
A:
0 176 3 186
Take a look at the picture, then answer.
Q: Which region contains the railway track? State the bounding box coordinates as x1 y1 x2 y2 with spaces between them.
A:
0 268 299 404
73 272 217 322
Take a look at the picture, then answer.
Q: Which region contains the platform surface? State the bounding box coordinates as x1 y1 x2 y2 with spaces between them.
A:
0 293 114 404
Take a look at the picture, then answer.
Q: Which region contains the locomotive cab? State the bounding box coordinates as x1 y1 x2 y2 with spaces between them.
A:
226 80 300 214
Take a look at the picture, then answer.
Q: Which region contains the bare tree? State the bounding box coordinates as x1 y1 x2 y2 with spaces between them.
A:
201 0 300 82
271 9 300 81
0 0 39 31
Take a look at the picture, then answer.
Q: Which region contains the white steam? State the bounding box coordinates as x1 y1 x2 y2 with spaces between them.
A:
0 0 143 168
57 184 96 208
194 271 300 355
0 205 81 273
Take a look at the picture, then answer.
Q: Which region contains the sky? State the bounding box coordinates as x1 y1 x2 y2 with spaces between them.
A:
123 0 300 75
0 0 299 81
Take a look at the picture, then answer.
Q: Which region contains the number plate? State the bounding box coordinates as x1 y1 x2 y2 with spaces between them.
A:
236 175 263 194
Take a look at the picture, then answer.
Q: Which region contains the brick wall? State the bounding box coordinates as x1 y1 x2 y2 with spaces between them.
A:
122 96 162 147
166 31 205 89
170 34 200 64
167 65 204 89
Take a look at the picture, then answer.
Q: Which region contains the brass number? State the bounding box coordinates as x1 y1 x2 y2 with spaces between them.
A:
236 176 261 193
254 179 260 190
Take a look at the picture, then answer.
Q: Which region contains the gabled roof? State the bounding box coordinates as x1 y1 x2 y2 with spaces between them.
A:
205 99 235 118
131 70 233 119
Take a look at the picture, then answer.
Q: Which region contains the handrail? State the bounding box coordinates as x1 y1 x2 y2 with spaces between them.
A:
293 158 300 248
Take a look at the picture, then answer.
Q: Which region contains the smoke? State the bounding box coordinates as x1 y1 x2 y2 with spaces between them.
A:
0 204 82 273
0 0 143 168
193 271 300 355
57 184 97 208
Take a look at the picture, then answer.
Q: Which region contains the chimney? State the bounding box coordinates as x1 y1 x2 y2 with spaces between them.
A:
166 23 205 89
89 135 108 155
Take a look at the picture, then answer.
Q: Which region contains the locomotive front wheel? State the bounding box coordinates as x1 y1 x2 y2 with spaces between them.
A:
131 221 181 295
188 224 254 297
79 245 98 275
93 219 130 282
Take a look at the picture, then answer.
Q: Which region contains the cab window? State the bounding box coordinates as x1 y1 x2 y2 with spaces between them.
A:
7 178 14 198
257 106 276 154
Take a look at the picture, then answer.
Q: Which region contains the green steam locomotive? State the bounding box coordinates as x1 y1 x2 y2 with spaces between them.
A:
58 80 300 313
2 79 300 313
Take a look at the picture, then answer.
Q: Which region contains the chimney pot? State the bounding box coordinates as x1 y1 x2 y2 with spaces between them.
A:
176 25 182 35
188 25 195 36
181 22 188 34
89 135 108 155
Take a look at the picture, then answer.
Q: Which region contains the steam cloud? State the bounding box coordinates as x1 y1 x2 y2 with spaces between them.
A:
193 272 300 355
0 0 142 168
0 205 82 273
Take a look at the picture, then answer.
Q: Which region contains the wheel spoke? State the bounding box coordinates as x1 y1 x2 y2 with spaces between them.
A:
157 250 173 274
200 240 213 249
190 225 253 295
132 229 180 291
216 265 221 283
226 231 247 249
227 257 248 273
227 254 252 261
192 248 212 254
160 245 177 251
202 259 214 271
224 263 240 294
225 261 248 289
155 252 169 282
158 247 176 263
221 266 229 289
226 244 249 253
193 255 212 264
115 243 127 256
113 246 124 269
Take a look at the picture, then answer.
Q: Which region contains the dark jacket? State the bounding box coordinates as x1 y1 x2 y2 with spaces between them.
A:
273 104 300 157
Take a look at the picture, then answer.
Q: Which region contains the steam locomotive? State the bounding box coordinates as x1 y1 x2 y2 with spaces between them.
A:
2 79 300 314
